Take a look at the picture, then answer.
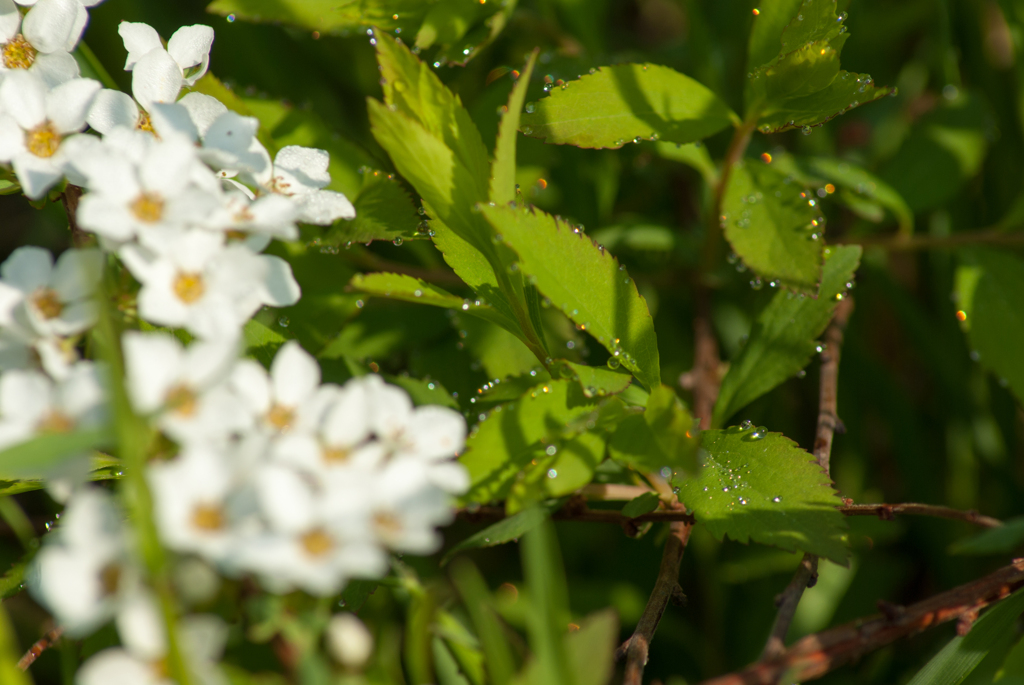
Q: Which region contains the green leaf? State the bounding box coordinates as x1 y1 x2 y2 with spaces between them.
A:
442 502 561 565
747 0 806 72
416 0 484 50
520 515 573 685
506 432 605 513
450 560 516 685
491 51 538 205
0 427 114 479
804 157 913 236
339 580 378 613
460 380 599 504
745 0 894 133
480 204 661 389
519 63 737 150
621 491 660 518
949 517 1024 556
456 315 539 381
206 0 430 33
713 245 862 426
436 611 486 685
243 313 291 368
558 361 633 399
566 610 618 685
675 427 849 564
655 142 719 186
608 386 697 475
348 272 519 333
955 250 1024 403
905 587 1024 685
385 375 459 410
324 170 420 245
721 159 824 292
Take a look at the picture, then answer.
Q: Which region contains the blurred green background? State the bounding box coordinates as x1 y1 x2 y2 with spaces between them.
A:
5 0 1024 683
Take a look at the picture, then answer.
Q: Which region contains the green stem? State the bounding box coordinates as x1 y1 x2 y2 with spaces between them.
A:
836 229 1024 251
0 600 31 685
0 497 36 551
93 281 193 685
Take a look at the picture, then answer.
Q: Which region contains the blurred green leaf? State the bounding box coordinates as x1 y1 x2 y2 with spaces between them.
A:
949 517 1024 556
608 385 697 475
457 315 539 380
386 375 459 409
955 250 1024 403
558 361 633 399
206 0 431 34
324 170 420 245
243 313 291 367
675 427 849 564
519 515 573 685
803 157 913 235
339 580 378 612
443 502 560 565
721 159 824 292
491 51 538 205
621 491 660 518
747 0 805 72
520 63 737 150
506 431 605 513
481 204 661 390
450 560 516 685
460 380 599 504
905 587 1024 685
0 427 113 480
435 612 485 685
713 245 862 426
655 141 719 185
565 610 618 685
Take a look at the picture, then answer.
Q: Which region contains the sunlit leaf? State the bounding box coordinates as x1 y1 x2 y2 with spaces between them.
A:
674 427 849 564
480 204 661 389
491 51 538 205
520 63 737 150
621 491 660 518
721 159 824 292
324 170 420 245
443 502 561 565
949 517 1024 556
713 245 862 426
0 427 114 480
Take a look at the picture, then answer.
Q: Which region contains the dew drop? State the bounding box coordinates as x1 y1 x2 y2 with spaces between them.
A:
607 357 621 369
740 419 753 430
547 468 558 478
278 316 290 328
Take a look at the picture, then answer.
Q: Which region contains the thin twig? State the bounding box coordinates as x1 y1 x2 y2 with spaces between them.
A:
698 558 1024 685
620 513 693 685
836 229 1024 252
18 625 62 671
60 186 89 248
760 298 854 660
457 501 1000 529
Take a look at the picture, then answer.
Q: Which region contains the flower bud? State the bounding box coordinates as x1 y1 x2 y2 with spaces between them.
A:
326 613 373 670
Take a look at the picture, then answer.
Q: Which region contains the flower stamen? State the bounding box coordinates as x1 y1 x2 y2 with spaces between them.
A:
164 384 198 417
191 504 225 531
25 122 61 159
266 404 295 431
31 288 63 319
172 272 205 304
37 411 74 434
2 35 37 70
300 528 333 557
131 192 164 223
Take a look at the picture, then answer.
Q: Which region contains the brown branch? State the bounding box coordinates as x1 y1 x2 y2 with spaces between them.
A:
699 558 1024 685
18 625 62 671
60 186 90 248
761 297 854 660
840 502 1003 529
619 513 693 685
836 229 1024 252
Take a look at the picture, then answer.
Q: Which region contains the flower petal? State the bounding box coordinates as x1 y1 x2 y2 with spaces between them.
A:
22 0 78 54
273 145 331 191
293 189 356 225
270 341 320 408
45 76 100 133
0 0 19 44
85 89 139 134
0 69 46 130
51 248 102 301
32 50 80 87
131 48 182 111
117 21 161 70
176 92 226 137
0 114 26 161
148 102 198 142
122 331 183 415
13 152 63 199
166 25 213 85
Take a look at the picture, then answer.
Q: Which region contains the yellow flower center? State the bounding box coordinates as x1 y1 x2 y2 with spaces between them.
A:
268 176 293 196
164 384 197 417
373 512 402 538
191 504 225 531
136 110 156 135
31 288 63 319
322 444 351 463
99 563 122 596
300 528 333 557
172 272 205 304
37 411 74 434
130 192 164 223
25 122 61 159
266 404 295 431
2 35 36 70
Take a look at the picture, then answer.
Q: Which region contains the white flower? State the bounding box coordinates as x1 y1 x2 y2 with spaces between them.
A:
0 0 84 87
228 341 326 437
0 360 106 450
326 613 374 670
360 459 455 555
118 21 213 111
148 447 241 563
252 145 355 225
28 488 138 637
238 463 387 595
75 128 222 243
0 70 98 198
122 331 249 445
118 230 300 338
0 245 102 338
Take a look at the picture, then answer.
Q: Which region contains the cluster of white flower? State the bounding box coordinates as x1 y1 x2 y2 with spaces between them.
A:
0 2 470 680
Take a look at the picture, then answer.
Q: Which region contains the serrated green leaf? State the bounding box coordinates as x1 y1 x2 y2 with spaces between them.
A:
713 245 862 426
348 272 519 334
0 427 114 480
747 0 808 72
804 157 913 236
675 427 848 563
480 204 660 389
519 63 737 150
385 374 459 410
416 0 483 50
460 380 599 504
905 587 1024 685
559 362 632 399
456 315 538 381
621 491 660 518
206 0 430 33
721 159 824 292
655 141 718 185
491 51 538 205
507 431 605 513
745 0 894 132
955 250 1024 403
608 386 696 475
950 517 1024 556
442 502 560 565
324 170 419 244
